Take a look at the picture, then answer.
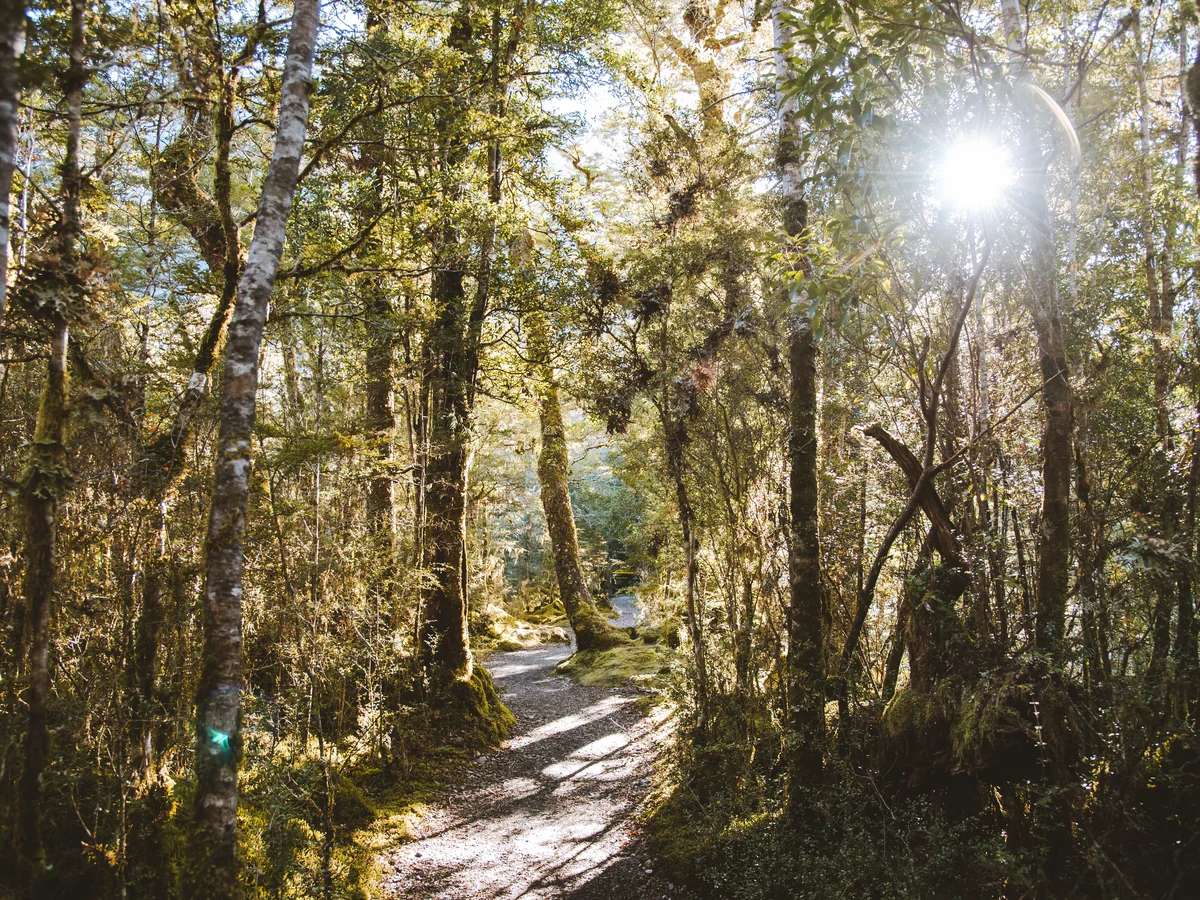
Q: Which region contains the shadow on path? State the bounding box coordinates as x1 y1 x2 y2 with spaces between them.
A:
383 605 690 900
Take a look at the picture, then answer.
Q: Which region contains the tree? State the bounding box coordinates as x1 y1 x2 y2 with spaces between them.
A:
518 233 622 650
191 0 320 891
998 0 1074 662
0 0 23 332
16 0 84 873
772 0 824 793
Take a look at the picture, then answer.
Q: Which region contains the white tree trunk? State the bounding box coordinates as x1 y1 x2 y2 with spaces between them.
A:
0 2 25 332
192 0 320 893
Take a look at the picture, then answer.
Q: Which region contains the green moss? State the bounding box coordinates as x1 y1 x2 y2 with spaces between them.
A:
573 607 630 651
447 665 516 747
332 775 377 830
644 782 718 875
524 597 569 625
951 672 1034 768
474 601 571 651
556 642 668 687
882 685 944 740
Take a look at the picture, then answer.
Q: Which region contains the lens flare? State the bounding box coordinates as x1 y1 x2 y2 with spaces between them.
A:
938 139 1014 210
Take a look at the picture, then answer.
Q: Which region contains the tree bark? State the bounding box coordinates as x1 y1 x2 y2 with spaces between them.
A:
773 0 825 791
1074 396 1110 695
128 28 263 775
663 413 709 728
418 0 525 688
1024 126 1073 666
1001 0 1074 660
418 228 475 686
0 0 24 331
1177 372 1200 713
191 1 319 893
863 425 961 562
358 6 395 585
525 279 618 650
138 15 267 489
838 244 987 732
1182 30 1200 715
882 535 936 703
17 0 83 872
1135 11 1178 695
359 114 396 602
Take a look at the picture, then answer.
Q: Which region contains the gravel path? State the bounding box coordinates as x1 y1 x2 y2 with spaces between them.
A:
382 596 690 900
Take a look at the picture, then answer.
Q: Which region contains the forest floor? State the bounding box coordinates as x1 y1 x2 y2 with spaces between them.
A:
380 596 693 899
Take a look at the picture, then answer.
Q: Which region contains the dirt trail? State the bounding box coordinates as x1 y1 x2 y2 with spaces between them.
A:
383 597 690 899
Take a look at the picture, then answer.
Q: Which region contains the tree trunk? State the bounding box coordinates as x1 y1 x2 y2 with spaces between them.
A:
129 504 167 775
1136 11 1178 695
128 36 257 776
418 239 474 687
663 417 709 729
1178 377 1200 713
418 0 523 688
1001 0 1074 660
17 0 83 871
138 15 267 489
0 0 23 331
364 284 396 586
863 425 962 561
773 0 825 793
527 301 618 650
358 7 396 593
1025 170 1073 662
787 323 824 777
191 1 319 894
361 232 395 592
1181 30 1200 715
882 539 934 703
1074 396 1109 696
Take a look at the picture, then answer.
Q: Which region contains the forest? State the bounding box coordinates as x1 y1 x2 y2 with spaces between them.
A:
1 0 1198 897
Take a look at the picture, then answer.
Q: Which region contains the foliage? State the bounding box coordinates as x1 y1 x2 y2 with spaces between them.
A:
1 0 1199 895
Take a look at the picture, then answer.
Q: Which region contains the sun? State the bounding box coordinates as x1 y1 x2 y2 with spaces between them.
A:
937 138 1015 210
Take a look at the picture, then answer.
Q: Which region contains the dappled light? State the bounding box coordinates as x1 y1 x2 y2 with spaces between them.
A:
2 0 1197 898
384 645 676 899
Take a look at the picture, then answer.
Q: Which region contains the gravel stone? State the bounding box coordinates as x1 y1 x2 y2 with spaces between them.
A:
385 598 693 899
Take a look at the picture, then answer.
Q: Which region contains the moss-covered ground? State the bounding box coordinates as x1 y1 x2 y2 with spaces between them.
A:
555 641 669 688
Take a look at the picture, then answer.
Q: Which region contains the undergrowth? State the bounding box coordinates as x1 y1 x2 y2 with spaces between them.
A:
642 695 1200 900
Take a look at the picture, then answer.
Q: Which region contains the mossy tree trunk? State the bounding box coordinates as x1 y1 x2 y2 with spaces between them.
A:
418 241 475 685
1181 34 1200 717
999 0 1074 663
17 0 83 871
526 301 620 650
127 20 265 779
1023 92 1073 668
1135 10 1179 699
419 0 526 689
190 1 319 894
359 11 396 609
417 0 478 688
773 0 825 793
1178 374 1200 716
663 418 709 728
841 243 988 732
